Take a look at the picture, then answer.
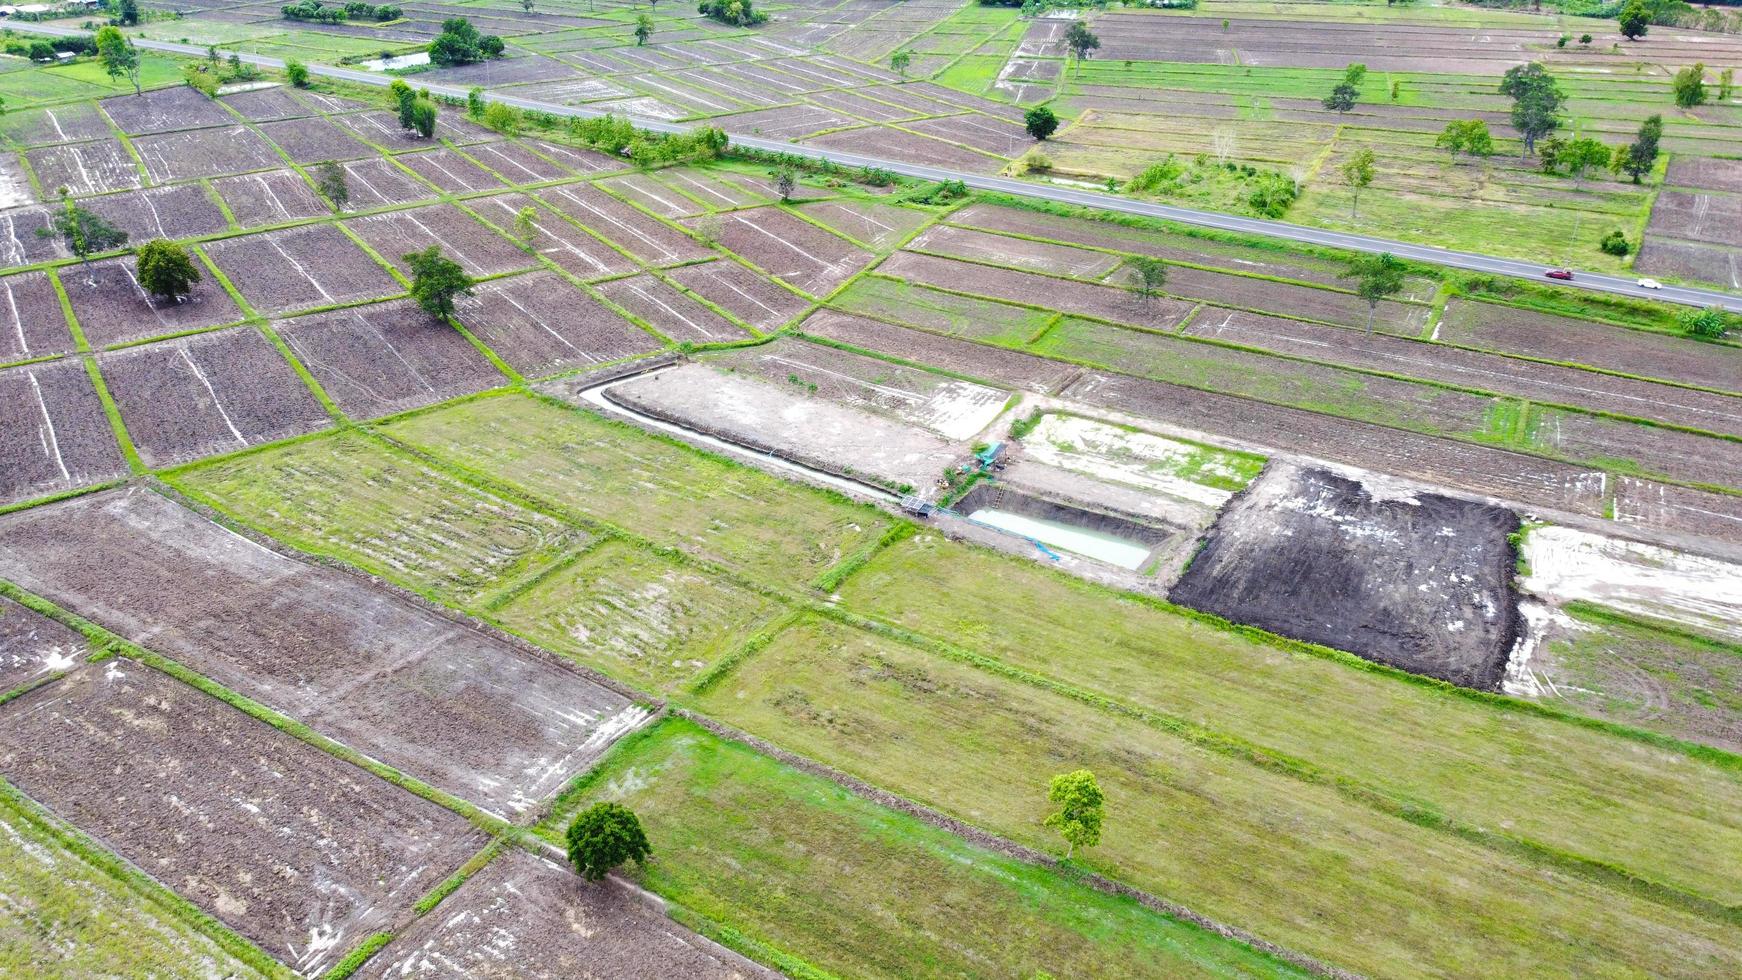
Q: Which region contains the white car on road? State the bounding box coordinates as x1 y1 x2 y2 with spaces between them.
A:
1637 278 1662 289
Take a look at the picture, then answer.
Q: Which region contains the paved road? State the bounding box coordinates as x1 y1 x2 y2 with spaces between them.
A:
20 24 1742 312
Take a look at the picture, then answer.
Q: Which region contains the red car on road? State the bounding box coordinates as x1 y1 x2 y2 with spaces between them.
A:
1545 268 1574 281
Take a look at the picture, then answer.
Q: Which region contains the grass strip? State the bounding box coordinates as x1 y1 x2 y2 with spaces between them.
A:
317 932 393 980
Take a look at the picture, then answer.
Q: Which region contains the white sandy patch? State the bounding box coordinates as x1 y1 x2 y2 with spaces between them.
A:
1022 414 1245 507
357 52 429 72
1521 525 1742 639
1501 599 1586 698
0 162 29 209
915 380 1006 440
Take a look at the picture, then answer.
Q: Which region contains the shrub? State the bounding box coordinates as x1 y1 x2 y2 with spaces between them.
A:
697 0 766 26
181 62 219 96
1599 229 1631 256
1245 171 1299 218
1678 306 1731 339
1127 154 1186 193
407 97 437 139
285 58 309 87
1023 151 1053 174
562 115 727 167
481 100 521 135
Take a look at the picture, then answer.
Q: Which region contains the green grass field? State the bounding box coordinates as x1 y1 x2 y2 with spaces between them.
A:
0 54 184 110
540 717 1311 979
169 432 585 606
1542 603 1742 750
377 393 893 589
489 539 789 693
1026 53 1733 271
694 612 1742 978
834 532 1742 907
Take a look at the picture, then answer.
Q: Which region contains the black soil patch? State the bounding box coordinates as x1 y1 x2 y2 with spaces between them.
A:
1170 465 1520 689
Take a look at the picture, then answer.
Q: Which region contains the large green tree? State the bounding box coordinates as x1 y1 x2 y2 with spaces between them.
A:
1618 0 1649 40
1322 81 1357 114
95 26 142 96
403 245 474 320
566 802 652 881
429 17 503 66
135 239 201 303
1499 62 1565 158
1343 252 1406 335
1561 137 1611 187
1611 113 1662 184
1064 21 1100 62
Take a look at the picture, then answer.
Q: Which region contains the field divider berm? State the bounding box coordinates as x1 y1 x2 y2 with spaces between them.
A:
50 269 147 473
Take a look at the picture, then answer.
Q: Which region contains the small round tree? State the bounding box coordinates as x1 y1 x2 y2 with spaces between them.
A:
136 239 201 304
566 802 652 881
1024 105 1058 142
1043 769 1104 860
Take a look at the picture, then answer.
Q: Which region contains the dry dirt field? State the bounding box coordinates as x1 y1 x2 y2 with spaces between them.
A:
0 489 647 817
0 659 486 976
366 849 773 979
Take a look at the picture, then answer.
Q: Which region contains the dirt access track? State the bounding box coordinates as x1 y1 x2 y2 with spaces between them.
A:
0 659 485 976
0 489 648 817
368 848 775 979
1172 463 1521 689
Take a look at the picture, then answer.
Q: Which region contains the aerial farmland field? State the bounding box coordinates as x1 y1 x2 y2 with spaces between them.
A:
0 9 1740 977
